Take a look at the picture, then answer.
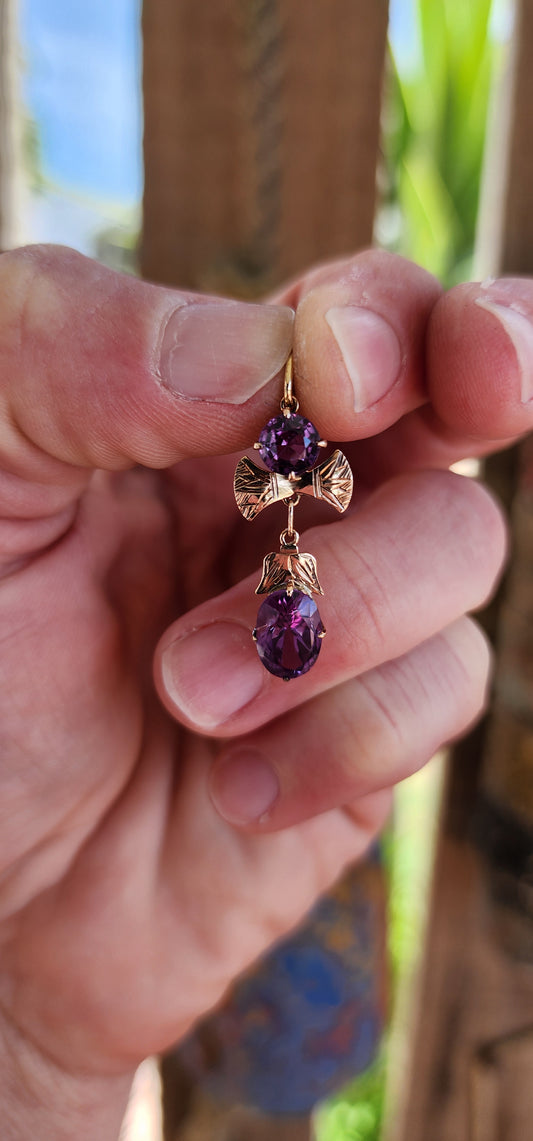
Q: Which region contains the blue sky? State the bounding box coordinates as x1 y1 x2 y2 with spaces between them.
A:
21 0 418 210
20 0 142 204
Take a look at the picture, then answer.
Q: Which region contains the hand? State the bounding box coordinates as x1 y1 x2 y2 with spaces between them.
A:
0 246 519 1136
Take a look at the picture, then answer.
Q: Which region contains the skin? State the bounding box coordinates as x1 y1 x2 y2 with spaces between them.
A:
0 244 527 1138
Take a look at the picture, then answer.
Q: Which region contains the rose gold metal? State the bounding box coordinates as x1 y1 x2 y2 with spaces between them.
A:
234 350 351 661
279 526 300 548
233 449 353 520
280 352 299 414
286 498 296 536
256 549 323 596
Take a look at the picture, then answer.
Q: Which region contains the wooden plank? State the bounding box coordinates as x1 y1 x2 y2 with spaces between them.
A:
141 0 389 294
476 0 533 278
142 5 389 1136
160 1089 314 1141
394 4 533 1137
0 0 23 249
393 772 533 1139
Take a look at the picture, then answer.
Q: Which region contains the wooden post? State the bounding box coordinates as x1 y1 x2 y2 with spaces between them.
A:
141 0 388 294
0 0 15 245
142 4 390 1137
393 4 533 1138
0 0 23 249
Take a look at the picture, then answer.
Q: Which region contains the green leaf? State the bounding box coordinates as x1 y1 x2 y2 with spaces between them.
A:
397 148 460 279
384 0 498 283
418 0 449 124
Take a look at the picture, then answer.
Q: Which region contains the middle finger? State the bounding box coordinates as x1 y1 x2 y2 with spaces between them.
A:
155 468 506 736
208 616 490 830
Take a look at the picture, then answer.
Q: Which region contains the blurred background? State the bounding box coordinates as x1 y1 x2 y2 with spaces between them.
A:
15 0 509 281
4 2 529 1140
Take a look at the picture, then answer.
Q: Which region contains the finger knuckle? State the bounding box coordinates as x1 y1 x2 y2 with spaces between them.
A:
0 245 80 370
395 468 507 601
440 617 493 719
323 536 391 662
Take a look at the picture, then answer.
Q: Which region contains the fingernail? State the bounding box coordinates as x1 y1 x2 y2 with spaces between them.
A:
159 301 294 403
210 750 280 825
475 297 533 403
161 623 265 729
325 306 402 412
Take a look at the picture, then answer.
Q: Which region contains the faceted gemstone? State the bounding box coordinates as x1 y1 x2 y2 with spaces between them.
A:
258 414 320 476
254 589 325 680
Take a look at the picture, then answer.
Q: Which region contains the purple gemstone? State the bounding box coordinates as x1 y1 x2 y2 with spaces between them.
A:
254 589 325 680
258 414 320 476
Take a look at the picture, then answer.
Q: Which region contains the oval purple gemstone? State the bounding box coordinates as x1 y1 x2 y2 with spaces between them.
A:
258 414 320 476
254 589 325 680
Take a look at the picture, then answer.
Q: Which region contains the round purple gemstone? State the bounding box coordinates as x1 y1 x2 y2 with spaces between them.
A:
254 589 325 680
258 414 320 476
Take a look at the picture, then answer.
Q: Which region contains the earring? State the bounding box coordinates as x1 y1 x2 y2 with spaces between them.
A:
234 353 353 681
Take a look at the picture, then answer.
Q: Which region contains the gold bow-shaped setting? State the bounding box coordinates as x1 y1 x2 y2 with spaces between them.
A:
234 448 353 522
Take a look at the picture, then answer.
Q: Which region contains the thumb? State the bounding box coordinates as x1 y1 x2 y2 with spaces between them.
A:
0 246 293 478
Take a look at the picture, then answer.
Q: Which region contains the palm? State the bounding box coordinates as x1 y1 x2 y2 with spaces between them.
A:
0 456 376 1074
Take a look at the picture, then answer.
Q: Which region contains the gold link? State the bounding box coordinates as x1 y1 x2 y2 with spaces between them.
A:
287 499 294 535
281 490 301 548
280 527 299 548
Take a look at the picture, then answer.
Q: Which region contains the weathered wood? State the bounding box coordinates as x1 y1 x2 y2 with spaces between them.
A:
142 5 390 1138
393 776 533 1139
0 0 23 249
476 0 533 278
161 1089 314 1141
395 4 533 1137
141 0 389 295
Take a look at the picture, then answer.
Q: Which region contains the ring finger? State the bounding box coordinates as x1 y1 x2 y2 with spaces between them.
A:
208 616 490 830
154 468 506 736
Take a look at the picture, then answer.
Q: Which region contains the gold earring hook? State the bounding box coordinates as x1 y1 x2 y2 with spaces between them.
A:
280 352 299 415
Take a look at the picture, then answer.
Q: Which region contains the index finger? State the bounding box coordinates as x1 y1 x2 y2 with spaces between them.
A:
284 254 533 480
